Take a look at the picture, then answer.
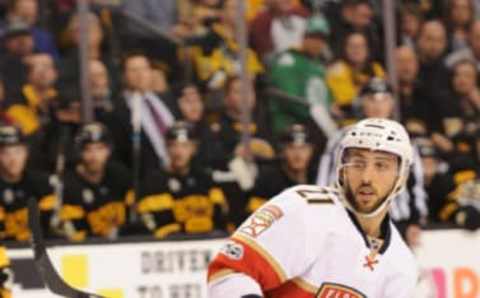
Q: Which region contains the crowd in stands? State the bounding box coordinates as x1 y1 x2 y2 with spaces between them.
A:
0 0 479 248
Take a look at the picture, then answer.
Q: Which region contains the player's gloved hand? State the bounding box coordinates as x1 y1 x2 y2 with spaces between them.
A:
454 206 480 231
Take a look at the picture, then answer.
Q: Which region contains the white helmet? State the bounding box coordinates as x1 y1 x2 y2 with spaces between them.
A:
335 118 413 218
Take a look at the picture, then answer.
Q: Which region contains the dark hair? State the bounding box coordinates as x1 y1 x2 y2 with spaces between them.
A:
452 58 479 88
172 82 199 99
400 2 423 22
444 0 475 32
341 31 375 74
224 75 241 93
6 0 18 11
120 50 150 72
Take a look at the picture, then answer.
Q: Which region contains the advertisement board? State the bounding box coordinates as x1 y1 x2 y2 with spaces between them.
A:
6 230 480 298
8 239 226 298
414 230 480 298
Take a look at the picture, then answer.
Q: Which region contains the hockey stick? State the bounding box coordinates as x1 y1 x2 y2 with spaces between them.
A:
27 198 106 298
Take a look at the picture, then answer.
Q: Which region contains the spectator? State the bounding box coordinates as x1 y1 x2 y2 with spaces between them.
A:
328 0 382 61
436 152 480 230
1 0 58 58
435 59 480 156
150 63 170 94
207 76 274 226
414 137 451 224
0 21 34 94
443 0 475 51
59 123 132 241
268 15 335 138
246 123 316 214
326 31 384 126
0 125 56 242
208 76 274 166
108 52 175 177
395 46 430 131
121 0 182 81
316 78 429 247
417 20 448 71
175 83 208 138
58 12 118 92
399 3 423 49
190 0 264 90
445 20 480 71
123 0 178 39
249 0 309 62
5 53 58 135
137 121 229 238
179 0 223 38
89 60 114 122
1 44 84 175
174 82 212 168
449 59 480 122
416 20 451 131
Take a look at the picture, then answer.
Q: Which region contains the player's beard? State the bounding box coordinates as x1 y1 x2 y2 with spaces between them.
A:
345 183 389 214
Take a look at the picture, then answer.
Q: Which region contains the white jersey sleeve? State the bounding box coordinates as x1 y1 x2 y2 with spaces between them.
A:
208 185 334 292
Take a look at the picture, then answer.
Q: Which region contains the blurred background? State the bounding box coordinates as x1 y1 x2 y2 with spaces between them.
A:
0 0 479 297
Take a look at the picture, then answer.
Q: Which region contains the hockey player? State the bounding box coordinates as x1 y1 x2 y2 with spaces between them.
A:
0 125 56 241
59 123 132 241
246 124 315 214
137 121 229 238
316 77 428 246
208 118 418 298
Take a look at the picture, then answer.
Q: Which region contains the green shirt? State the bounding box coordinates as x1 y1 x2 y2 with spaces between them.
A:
268 49 331 136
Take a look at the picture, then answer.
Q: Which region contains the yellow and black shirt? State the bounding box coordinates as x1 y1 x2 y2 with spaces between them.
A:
435 166 480 230
137 168 229 238
189 23 263 88
5 84 57 136
60 162 132 241
0 171 56 242
0 246 11 298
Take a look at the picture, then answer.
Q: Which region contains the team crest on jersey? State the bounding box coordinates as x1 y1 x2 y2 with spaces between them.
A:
316 282 366 298
3 189 14 205
82 189 95 204
168 178 181 192
240 205 283 238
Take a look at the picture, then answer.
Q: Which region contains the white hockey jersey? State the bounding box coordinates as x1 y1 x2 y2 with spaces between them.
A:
208 185 418 298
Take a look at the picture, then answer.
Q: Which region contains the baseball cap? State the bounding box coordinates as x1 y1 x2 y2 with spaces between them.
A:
305 15 330 37
3 20 31 40
0 125 26 146
359 77 393 97
279 124 312 146
166 121 197 142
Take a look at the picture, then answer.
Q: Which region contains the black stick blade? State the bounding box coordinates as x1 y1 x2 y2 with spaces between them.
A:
28 198 106 298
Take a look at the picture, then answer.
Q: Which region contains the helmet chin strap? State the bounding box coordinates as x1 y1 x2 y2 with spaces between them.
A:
340 189 393 219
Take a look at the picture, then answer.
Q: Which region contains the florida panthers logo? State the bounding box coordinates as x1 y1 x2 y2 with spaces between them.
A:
316 282 366 298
